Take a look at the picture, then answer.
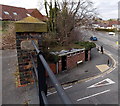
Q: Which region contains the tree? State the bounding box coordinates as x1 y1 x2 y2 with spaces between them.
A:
43 0 97 45
44 0 59 33
37 0 44 11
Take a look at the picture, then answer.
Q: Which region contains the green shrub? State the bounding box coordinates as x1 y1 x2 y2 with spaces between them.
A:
1 21 14 32
75 41 96 50
44 52 59 63
95 28 117 32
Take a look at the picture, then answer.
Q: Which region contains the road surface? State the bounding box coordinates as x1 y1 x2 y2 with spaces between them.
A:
47 31 118 105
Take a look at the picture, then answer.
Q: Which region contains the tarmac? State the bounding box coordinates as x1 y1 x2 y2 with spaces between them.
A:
47 48 113 87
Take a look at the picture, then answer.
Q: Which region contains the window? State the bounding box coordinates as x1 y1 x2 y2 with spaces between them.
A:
77 51 80 54
81 50 84 53
67 54 71 58
4 11 9 15
26 13 31 16
13 12 17 15
72 53 76 56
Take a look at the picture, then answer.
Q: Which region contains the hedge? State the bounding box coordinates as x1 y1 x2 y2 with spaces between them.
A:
75 41 96 50
95 28 118 32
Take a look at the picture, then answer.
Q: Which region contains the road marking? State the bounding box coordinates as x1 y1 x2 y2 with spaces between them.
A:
47 85 73 96
77 89 110 101
96 64 109 72
68 44 117 86
87 78 115 88
47 91 57 96
63 85 73 90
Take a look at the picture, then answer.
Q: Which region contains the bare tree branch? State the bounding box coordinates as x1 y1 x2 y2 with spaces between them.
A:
43 0 98 45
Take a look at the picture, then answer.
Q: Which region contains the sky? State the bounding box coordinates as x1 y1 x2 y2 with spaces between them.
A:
0 0 119 20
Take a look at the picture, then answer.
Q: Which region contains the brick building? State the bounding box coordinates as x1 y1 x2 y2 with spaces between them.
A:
49 48 91 74
27 9 48 22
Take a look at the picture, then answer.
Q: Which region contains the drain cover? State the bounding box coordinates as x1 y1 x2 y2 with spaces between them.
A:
85 70 88 72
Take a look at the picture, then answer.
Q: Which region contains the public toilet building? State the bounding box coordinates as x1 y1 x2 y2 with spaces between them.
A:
49 48 88 74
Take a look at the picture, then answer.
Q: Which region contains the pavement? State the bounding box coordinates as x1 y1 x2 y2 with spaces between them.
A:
2 49 39 104
47 48 113 88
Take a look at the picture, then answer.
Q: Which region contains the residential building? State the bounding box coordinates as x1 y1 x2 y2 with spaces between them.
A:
27 9 48 21
0 4 48 21
92 18 119 30
108 20 118 29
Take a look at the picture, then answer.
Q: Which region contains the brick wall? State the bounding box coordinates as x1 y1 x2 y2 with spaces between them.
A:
67 51 85 70
48 50 90 73
58 51 85 72
46 63 57 77
16 32 42 87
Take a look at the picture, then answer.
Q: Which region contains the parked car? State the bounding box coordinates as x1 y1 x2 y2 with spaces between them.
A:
109 32 115 36
90 36 98 41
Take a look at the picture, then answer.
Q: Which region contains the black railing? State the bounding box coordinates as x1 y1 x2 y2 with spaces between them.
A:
31 40 72 105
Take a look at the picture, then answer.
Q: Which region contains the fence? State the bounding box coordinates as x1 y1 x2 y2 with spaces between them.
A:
31 40 72 105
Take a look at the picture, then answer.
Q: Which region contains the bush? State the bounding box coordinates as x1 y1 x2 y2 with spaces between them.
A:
95 28 117 32
1 21 14 32
1 21 16 49
75 41 96 50
44 52 59 63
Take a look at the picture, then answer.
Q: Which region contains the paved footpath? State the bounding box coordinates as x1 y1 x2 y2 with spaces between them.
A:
47 48 113 87
2 49 39 104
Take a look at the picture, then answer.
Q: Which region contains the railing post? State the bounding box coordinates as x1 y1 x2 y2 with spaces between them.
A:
37 53 47 106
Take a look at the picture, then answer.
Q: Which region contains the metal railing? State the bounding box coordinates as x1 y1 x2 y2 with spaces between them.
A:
31 40 72 105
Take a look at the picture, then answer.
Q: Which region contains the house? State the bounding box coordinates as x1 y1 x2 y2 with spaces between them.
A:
27 9 48 22
92 20 109 29
0 4 29 21
92 19 119 30
108 20 118 29
92 21 100 28
0 4 48 21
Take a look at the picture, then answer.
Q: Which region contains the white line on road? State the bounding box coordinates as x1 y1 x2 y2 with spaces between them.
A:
77 89 110 102
87 78 115 88
63 85 73 90
47 91 57 96
47 85 73 96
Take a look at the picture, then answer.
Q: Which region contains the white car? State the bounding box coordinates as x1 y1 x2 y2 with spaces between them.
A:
109 32 115 36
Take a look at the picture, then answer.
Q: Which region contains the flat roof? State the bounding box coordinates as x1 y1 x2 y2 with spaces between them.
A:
51 48 85 56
